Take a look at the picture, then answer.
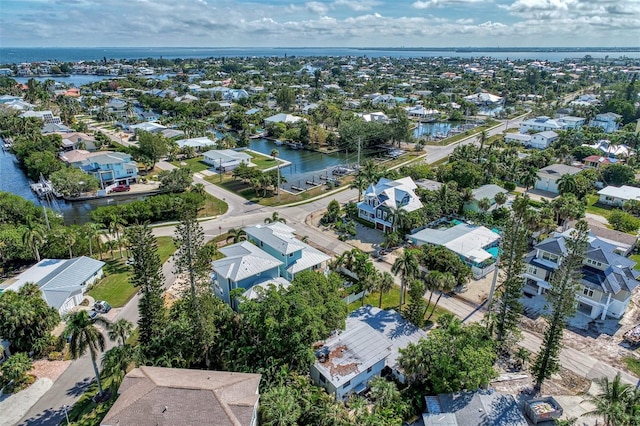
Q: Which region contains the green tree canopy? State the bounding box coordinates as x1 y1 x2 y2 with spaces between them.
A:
50 167 100 197
0 283 60 353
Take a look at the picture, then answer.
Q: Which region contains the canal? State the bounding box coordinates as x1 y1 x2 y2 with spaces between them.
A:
249 138 351 192
0 148 146 225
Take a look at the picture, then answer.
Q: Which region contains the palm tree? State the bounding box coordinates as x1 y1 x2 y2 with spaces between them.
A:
350 173 368 202
557 174 577 195
477 197 492 213
108 318 133 346
388 205 409 234
391 250 419 309
84 223 102 258
585 373 633 426
494 191 508 207
226 227 247 243
264 212 286 224
57 228 77 259
520 167 539 191
65 310 106 396
477 130 488 161
426 272 456 321
377 272 394 308
101 344 136 390
22 219 46 262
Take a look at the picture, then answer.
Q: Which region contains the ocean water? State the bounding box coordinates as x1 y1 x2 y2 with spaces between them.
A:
1 47 639 64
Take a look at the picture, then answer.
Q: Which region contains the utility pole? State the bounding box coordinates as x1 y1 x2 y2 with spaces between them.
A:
277 158 281 203
357 137 361 167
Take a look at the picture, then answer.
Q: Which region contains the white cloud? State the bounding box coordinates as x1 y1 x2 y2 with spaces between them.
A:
333 0 380 12
412 0 485 9
306 1 329 14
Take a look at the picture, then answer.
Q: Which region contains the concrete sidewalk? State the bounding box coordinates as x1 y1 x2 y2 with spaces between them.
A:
1 378 53 426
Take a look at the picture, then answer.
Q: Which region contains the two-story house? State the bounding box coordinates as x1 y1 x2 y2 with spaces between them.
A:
212 223 330 308
357 177 423 232
79 152 139 187
534 164 582 194
211 241 284 308
529 131 559 149
523 229 639 320
244 222 330 281
590 112 622 133
519 116 564 133
310 306 427 401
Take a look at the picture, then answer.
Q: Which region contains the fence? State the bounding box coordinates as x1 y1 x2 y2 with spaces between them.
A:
342 290 366 305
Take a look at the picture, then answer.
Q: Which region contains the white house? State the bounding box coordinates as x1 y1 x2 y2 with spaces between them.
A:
590 112 622 133
264 113 303 125
597 185 640 207
310 306 427 401
557 116 586 129
463 92 504 108
3 257 105 315
534 164 582 194
20 110 62 125
357 177 423 232
408 223 501 279
529 131 559 149
519 116 564 133
175 137 217 151
356 111 389 123
404 106 440 120
202 149 252 170
585 140 633 158
505 133 532 146
523 229 639 320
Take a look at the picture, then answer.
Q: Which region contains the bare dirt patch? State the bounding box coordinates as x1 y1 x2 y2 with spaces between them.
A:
30 359 71 382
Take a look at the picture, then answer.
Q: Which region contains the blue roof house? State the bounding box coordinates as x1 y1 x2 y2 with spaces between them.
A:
80 152 138 187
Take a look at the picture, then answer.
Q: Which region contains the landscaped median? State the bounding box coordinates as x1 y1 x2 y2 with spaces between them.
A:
87 237 176 308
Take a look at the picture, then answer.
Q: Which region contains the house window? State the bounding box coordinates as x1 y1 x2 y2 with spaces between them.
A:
367 367 372 373
541 252 558 263
319 373 326 384
527 265 538 275
583 287 594 298
343 380 351 389
260 241 263 247
586 258 603 268
289 253 293 257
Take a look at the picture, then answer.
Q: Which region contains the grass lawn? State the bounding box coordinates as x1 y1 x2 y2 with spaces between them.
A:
169 156 211 173
88 237 177 307
630 255 640 271
67 374 118 426
586 194 613 219
198 193 229 217
248 151 281 169
624 356 640 376
347 286 450 326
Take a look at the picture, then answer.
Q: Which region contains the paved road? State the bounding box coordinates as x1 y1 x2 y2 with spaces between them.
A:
24 114 629 424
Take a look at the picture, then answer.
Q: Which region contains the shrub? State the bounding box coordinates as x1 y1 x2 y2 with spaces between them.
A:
1 353 33 388
608 210 640 234
504 181 516 191
48 351 62 361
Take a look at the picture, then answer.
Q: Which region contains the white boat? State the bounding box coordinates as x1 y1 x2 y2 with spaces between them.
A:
274 139 283 146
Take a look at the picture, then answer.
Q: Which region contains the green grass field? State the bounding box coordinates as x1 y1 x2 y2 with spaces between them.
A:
248 151 280 169
624 356 640 377
585 194 613 219
88 237 176 307
169 156 211 173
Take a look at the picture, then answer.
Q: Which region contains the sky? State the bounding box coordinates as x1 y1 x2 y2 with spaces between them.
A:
1 0 638 48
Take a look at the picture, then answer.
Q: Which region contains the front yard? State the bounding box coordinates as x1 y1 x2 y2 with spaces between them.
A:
169 156 211 173
87 236 176 307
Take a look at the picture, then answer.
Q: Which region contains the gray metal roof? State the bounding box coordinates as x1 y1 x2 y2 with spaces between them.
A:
471 184 507 201
213 242 282 282
244 223 306 255
5 257 105 311
285 245 330 275
424 390 528 426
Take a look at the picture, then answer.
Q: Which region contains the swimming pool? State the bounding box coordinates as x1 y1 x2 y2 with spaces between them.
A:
486 246 500 258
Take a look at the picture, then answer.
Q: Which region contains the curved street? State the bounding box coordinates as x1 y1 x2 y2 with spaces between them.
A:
20 115 637 425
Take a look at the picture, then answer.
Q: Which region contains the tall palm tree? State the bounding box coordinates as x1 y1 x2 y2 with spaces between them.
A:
557 174 577 195
22 219 46 262
426 272 456 321
388 205 409 234
83 223 102 258
585 373 633 426
108 318 133 346
350 173 368 202
264 212 286 224
520 167 539 191
65 311 106 396
377 272 395 308
391 250 419 309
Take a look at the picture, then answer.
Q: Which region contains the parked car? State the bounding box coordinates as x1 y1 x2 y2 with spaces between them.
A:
111 185 131 193
88 310 99 320
93 300 112 314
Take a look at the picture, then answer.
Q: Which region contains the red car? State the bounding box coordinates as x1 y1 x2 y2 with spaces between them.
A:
111 185 131 192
